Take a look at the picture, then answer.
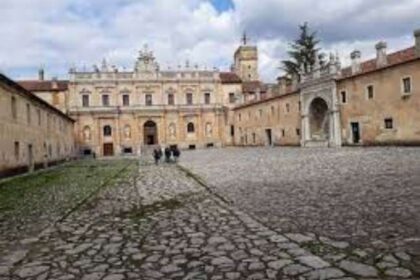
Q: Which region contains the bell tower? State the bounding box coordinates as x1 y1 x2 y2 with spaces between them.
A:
233 32 259 81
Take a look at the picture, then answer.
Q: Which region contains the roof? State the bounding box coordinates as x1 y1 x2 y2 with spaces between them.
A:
0 74 74 122
18 80 69 92
339 46 419 80
242 81 268 93
234 89 299 110
219 72 242 84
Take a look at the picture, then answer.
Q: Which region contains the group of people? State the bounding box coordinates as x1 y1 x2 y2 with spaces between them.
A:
153 146 181 165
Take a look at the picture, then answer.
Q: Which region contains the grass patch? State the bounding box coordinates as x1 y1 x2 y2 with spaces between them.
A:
0 159 137 226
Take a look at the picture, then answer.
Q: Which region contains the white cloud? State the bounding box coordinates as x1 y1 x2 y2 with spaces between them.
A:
0 0 418 82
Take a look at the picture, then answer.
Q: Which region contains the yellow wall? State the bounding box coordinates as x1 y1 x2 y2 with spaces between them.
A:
338 60 420 145
0 80 75 177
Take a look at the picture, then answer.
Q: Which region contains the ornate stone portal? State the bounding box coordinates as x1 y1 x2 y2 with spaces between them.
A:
300 54 342 147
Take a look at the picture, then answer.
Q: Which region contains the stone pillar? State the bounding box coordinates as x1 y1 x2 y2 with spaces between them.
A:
301 114 310 147
375 41 387 67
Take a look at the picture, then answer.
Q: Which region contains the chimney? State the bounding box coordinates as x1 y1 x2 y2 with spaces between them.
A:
51 77 58 90
350 50 361 74
38 68 44 81
375 41 387 67
414 28 420 57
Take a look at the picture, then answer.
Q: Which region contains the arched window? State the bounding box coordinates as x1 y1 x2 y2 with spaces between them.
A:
187 122 195 133
103 125 112 136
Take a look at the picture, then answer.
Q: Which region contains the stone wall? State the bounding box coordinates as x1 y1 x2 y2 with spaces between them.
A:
337 60 420 145
233 92 301 146
0 74 75 178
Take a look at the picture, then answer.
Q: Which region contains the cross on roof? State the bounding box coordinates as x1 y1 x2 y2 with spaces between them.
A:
242 32 248 45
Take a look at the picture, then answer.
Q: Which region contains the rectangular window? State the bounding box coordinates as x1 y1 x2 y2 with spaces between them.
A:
122 94 130 106
26 103 31 124
168 93 174 105
286 103 290 113
282 129 285 137
14 141 19 160
271 106 275 115
298 101 301 111
186 93 193 105
37 109 41 126
11 96 17 119
341 91 347 104
229 93 235 104
204 93 211 104
296 128 300 136
238 113 241 121
102 94 109 106
402 77 412 94
230 125 235 136
367 85 374 99
384 118 393 129
252 133 256 144
82 95 89 107
145 94 152 106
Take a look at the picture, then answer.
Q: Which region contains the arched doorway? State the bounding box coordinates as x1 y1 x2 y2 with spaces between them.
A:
309 98 329 141
144 120 158 145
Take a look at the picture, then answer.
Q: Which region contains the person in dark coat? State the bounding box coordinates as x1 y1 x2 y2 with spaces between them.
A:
164 147 171 163
153 147 162 165
172 146 180 162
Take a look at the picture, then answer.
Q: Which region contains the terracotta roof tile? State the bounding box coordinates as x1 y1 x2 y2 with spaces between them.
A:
242 81 267 93
219 72 242 84
340 46 418 79
18 80 69 92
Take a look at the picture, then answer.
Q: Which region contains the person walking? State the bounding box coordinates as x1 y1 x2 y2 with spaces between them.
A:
153 147 162 165
164 147 171 163
172 146 181 163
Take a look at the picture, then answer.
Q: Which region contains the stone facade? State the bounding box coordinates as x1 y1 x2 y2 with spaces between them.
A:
0 74 75 178
233 87 301 146
231 29 420 148
16 29 420 153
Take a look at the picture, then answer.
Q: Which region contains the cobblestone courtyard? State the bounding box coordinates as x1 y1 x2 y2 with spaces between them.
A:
0 149 419 279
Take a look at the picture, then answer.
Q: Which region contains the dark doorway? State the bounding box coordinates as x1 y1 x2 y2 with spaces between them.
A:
351 122 360 144
103 143 114 156
144 120 158 145
265 129 272 146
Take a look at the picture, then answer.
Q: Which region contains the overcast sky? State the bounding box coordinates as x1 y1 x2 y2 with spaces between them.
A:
0 0 418 82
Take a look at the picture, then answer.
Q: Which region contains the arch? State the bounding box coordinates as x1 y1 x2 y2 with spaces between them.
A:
144 120 158 145
187 122 195 133
103 125 112 136
83 125 91 141
309 97 329 140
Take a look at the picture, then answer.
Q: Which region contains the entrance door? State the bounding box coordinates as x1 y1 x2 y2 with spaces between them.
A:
103 143 114 156
265 129 272 146
144 120 158 145
28 144 34 172
351 122 360 144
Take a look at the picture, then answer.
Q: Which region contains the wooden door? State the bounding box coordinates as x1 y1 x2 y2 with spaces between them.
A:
103 143 114 156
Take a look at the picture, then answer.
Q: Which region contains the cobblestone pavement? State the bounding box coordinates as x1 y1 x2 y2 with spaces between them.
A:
180 147 420 277
0 157 417 279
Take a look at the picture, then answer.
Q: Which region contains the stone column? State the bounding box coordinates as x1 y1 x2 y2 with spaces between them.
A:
301 114 310 147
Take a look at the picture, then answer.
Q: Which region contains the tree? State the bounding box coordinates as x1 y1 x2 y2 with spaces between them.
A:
281 22 325 79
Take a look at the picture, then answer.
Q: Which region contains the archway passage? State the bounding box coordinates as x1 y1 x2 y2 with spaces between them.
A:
144 120 158 145
309 98 329 141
